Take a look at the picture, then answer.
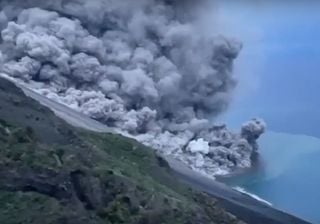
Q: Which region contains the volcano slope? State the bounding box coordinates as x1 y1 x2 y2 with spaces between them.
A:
0 77 248 224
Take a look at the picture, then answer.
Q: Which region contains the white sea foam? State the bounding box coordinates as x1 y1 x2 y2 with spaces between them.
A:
233 186 273 206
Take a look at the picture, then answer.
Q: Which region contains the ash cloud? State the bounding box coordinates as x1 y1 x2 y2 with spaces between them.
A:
0 0 265 176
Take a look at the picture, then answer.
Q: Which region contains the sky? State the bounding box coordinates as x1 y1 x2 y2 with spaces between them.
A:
216 1 320 137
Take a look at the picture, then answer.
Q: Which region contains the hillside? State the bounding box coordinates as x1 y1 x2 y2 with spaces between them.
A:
0 78 245 224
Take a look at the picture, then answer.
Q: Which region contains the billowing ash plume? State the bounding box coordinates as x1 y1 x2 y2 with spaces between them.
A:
0 0 265 176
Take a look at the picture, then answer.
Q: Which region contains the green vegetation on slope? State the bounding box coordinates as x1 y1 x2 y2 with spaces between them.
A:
0 78 244 224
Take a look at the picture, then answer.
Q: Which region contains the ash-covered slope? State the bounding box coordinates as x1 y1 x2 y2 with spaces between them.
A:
0 0 265 176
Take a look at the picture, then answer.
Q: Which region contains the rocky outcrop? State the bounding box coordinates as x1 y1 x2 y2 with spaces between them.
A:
0 164 73 200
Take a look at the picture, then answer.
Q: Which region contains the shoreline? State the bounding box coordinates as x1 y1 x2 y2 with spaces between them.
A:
166 156 311 224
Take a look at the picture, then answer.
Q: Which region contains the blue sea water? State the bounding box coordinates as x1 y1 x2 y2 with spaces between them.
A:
224 132 320 223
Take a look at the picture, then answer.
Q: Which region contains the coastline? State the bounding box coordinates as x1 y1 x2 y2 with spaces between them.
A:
165 157 311 224
12 79 312 224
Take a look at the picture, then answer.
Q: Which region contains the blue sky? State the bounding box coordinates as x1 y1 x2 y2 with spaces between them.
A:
216 2 320 137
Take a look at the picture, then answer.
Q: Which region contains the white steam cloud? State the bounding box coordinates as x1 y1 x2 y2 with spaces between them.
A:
0 0 265 176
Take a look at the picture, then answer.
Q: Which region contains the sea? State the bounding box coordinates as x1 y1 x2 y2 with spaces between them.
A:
222 132 320 224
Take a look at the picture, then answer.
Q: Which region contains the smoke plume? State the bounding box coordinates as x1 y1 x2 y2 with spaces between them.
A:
0 0 265 176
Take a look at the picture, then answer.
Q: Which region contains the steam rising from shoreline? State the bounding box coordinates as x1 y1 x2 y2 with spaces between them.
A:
0 0 265 176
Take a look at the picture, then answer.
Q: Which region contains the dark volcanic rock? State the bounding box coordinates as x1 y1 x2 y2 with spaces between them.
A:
0 164 73 200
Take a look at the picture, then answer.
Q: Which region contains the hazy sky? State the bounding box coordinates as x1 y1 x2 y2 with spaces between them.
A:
217 1 320 137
